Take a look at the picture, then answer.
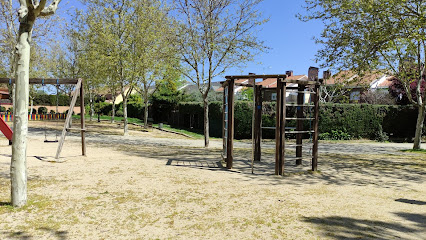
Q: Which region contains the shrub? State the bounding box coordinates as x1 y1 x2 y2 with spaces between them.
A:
0 106 6 112
116 110 124 117
38 106 48 114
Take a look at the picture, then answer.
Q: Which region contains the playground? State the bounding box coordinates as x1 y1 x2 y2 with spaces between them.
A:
0 121 425 239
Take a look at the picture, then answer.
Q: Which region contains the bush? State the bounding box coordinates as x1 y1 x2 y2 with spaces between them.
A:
94 102 112 115
172 102 425 140
38 106 48 114
319 129 352 140
0 106 6 112
116 110 124 117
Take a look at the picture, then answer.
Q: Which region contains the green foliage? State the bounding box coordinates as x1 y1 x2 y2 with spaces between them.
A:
300 0 426 147
0 106 5 112
151 79 186 123
116 110 124 117
33 93 70 106
239 88 254 101
37 107 48 114
319 130 352 140
116 95 145 119
94 102 112 115
173 102 424 140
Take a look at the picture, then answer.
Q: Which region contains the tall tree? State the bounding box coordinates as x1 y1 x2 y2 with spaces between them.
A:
300 0 426 149
174 0 267 147
12 0 61 208
132 0 176 127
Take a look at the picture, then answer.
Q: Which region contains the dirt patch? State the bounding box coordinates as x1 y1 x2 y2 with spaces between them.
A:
0 121 425 239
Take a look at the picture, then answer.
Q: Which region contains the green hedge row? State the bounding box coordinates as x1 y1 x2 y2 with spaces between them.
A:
172 102 425 140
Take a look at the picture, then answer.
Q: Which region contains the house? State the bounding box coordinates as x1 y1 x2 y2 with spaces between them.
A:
323 70 393 103
0 88 12 110
0 88 9 100
180 82 223 95
261 71 309 102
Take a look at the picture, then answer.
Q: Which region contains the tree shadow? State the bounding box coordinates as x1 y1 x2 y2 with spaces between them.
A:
1 228 68 240
303 212 425 239
395 198 426 205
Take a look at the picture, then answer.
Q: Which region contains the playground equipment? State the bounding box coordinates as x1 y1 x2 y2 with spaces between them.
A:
0 117 13 145
221 67 320 176
0 78 86 160
41 80 60 143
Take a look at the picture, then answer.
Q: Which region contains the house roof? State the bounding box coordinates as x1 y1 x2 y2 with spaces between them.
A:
324 70 387 87
268 75 308 88
0 88 9 95
216 74 309 92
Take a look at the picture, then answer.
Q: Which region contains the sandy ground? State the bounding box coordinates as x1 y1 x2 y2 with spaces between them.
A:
0 121 425 239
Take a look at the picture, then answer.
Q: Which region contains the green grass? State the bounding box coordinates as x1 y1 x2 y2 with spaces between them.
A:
73 115 209 139
400 149 426 154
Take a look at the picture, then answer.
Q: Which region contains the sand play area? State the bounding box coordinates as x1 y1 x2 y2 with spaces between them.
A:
0 121 425 239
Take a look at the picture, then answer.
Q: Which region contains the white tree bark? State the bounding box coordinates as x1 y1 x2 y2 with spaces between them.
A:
11 0 61 208
122 92 128 136
413 105 425 149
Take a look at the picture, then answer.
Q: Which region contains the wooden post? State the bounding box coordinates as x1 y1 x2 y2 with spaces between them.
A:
80 79 86 156
275 79 286 175
55 79 82 160
222 81 229 161
254 85 262 162
296 84 305 165
312 83 320 171
226 79 235 169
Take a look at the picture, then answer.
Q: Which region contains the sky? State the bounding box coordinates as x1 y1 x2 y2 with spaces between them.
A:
59 0 325 80
234 0 324 77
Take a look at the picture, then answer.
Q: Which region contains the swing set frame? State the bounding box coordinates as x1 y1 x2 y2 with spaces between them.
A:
0 78 86 161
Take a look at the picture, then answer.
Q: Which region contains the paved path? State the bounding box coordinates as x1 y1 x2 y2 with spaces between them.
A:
27 127 425 156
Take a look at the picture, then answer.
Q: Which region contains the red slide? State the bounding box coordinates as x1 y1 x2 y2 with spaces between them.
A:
0 117 13 141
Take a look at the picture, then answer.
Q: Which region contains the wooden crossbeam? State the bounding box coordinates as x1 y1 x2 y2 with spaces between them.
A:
0 78 80 85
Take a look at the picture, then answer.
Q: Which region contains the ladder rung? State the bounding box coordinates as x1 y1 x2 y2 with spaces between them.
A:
286 118 315 120
287 91 317 94
285 104 315 107
285 144 313 147
66 128 86 132
285 130 315 134
262 127 296 130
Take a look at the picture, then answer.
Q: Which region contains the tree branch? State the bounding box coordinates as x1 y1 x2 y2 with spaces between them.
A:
39 0 61 17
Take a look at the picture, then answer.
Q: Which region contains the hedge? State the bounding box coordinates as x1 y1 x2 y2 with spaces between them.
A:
172 102 425 140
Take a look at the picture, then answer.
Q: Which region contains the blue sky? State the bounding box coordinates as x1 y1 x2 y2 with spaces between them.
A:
235 0 324 77
60 0 325 79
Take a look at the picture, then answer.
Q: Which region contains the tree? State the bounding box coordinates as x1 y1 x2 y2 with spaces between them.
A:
301 0 426 149
81 0 136 135
11 0 61 208
151 70 185 123
174 0 268 147
132 0 176 127
389 76 425 105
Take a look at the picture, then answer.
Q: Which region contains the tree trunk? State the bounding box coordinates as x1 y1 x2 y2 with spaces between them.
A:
143 93 148 128
413 104 425 149
203 96 209 147
111 95 116 123
89 91 94 121
30 98 33 119
11 28 31 207
123 94 128 136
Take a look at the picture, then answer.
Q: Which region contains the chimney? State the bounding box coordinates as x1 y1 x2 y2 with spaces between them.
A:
308 67 319 81
323 70 331 80
285 70 293 77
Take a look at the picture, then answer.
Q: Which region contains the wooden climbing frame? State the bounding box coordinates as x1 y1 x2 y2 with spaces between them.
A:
221 68 321 175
